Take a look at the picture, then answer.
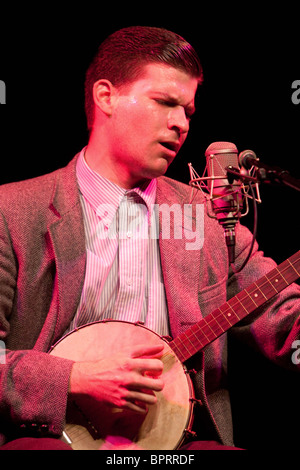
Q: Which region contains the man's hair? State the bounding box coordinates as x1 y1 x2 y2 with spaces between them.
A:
84 26 203 131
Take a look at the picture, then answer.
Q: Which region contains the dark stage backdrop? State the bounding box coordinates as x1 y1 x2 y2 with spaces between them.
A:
0 5 299 449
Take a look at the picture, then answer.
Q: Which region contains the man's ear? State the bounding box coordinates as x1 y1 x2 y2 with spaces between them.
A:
92 79 117 117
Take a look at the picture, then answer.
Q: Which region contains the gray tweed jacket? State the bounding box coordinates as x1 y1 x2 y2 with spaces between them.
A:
0 154 299 446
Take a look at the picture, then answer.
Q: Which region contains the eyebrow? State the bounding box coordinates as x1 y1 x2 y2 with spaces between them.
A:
152 92 196 116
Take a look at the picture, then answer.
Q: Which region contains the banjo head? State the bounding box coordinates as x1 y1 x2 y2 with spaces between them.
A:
50 320 194 450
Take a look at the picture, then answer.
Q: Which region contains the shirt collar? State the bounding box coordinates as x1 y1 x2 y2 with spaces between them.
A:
76 147 157 226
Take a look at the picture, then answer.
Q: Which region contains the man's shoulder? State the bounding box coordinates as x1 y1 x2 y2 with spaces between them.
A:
0 156 77 209
0 169 58 194
0 170 61 217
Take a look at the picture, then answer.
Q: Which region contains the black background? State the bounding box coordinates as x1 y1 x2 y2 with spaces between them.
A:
1 4 299 449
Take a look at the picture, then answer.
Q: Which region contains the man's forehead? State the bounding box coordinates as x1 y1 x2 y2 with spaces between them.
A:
140 62 197 82
128 63 199 96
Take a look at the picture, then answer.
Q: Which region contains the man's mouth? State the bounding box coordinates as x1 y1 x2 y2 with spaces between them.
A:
159 141 180 154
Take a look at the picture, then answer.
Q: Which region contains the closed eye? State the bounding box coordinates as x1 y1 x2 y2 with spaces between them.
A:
155 98 176 108
154 99 195 120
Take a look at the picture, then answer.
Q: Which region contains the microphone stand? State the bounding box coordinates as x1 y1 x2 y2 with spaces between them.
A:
225 163 300 272
255 164 300 192
227 161 300 192
224 168 259 272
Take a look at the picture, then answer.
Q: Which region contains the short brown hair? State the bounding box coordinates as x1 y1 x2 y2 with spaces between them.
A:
84 26 203 131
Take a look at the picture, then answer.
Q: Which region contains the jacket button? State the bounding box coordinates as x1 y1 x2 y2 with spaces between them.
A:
40 424 49 435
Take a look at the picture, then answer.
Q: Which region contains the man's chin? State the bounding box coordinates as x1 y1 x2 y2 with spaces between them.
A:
135 158 174 185
151 157 173 177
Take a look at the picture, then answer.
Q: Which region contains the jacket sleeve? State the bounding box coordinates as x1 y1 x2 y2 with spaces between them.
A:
227 222 300 370
0 350 74 438
0 208 74 439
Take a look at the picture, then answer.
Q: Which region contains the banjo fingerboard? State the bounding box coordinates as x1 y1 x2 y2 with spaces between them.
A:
170 250 300 363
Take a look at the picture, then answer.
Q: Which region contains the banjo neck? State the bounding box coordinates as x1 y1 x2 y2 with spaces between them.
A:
169 250 300 364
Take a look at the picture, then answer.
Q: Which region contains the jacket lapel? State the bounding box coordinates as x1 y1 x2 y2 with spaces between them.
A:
156 178 203 339
47 156 86 343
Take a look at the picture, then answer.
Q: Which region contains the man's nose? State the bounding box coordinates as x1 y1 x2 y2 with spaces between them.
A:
167 106 190 135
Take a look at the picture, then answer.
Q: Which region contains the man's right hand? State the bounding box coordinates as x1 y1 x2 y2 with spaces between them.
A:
69 343 165 413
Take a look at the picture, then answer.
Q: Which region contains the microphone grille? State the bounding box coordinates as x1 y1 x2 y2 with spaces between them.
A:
205 142 238 178
205 141 238 155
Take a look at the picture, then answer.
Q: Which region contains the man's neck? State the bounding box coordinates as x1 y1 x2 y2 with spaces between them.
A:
84 142 149 190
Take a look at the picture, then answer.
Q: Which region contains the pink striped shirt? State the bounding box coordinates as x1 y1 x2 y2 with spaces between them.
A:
66 148 169 336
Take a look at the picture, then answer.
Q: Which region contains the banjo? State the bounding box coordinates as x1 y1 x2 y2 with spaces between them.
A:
50 250 300 450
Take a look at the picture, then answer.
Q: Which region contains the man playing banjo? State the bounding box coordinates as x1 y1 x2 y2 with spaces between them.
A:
0 26 300 450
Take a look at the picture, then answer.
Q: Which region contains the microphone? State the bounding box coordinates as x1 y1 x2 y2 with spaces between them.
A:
204 142 243 264
189 143 264 269
239 150 259 170
189 142 250 264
